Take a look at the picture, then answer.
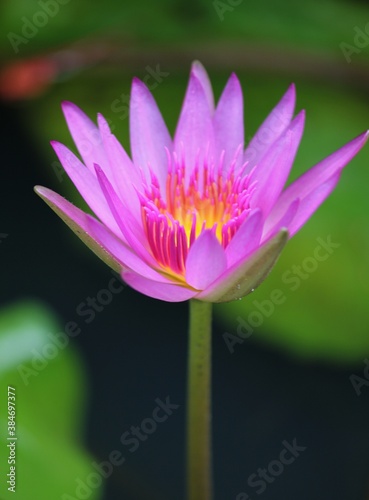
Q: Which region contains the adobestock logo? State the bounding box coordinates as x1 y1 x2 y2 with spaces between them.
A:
7 0 72 54
213 0 244 21
349 359 369 396
340 23 369 63
223 235 341 354
16 273 125 386
61 397 180 500
110 65 169 121
236 438 307 499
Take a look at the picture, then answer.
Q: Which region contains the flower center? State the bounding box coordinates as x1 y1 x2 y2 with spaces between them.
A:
139 156 253 277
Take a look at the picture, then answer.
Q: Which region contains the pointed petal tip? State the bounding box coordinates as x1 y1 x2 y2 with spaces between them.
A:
224 72 242 92
361 129 369 141
50 140 66 155
131 76 148 93
93 163 103 176
282 82 296 105
34 185 44 196
191 60 204 71
290 109 305 128
97 112 110 133
347 129 369 152
60 99 72 109
189 66 201 82
130 77 157 104
34 185 62 202
60 100 80 114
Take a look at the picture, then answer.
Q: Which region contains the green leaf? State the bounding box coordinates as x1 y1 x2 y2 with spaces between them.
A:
0 301 103 500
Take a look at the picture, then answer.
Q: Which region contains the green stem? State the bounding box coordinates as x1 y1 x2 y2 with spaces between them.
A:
186 299 213 500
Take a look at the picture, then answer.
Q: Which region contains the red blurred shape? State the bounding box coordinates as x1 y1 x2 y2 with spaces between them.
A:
0 57 58 101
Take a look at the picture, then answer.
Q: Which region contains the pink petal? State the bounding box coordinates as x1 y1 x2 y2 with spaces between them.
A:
185 230 227 289
129 78 172 190
244 84 296 172
225 210 263 267
197 229 288 303
213 73 244 172
250 110 305 215
94 165 157 266
262 198 299 240
285 173 341 236
34 186 122 272
269 130 369 236
122 272 197 302
61 101 111 178
97 113 141 219
86 215 170 282
191 60 214 112
174 70 214 181
51 141 121 236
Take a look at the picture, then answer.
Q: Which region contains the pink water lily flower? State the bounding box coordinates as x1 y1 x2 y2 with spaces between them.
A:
35 62 368 302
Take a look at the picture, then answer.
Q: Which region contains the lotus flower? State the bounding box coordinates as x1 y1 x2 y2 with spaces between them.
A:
35 62 368 302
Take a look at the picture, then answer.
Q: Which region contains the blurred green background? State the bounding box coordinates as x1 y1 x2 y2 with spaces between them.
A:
1 0 369 499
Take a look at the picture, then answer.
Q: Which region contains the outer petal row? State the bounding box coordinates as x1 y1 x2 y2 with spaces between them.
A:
61 101 111 178
267 130 369 236
34 186 175 285
51 141 122 238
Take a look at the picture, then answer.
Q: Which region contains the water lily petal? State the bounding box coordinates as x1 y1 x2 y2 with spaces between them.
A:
197 229 288 302
244 84 296 172
86 215 170 282
130 77 172 190
34 186 122 272
191 60 214 112
285 173 341 236
250 110 305 215
213 73 244 172
262 198 300 240
94 164 157 266
174 70 214 181
225 210 263 267
185 230 227 289
61 101 111 177
122 272 197 302
51 141 121 236
269 130 369 236
97 113 141 218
